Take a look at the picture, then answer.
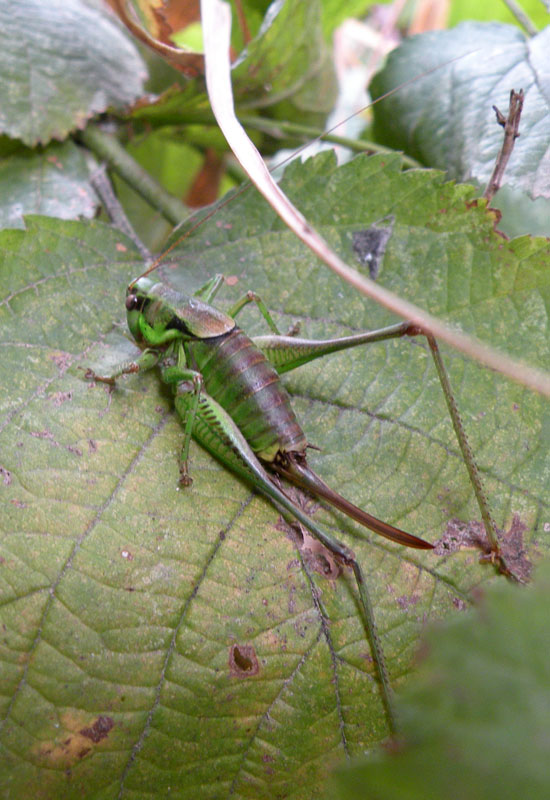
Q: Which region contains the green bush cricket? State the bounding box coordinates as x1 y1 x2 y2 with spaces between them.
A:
83 31 508 734
85 243 501 731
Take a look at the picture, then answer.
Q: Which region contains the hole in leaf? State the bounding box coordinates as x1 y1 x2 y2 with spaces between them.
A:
229 644 259 678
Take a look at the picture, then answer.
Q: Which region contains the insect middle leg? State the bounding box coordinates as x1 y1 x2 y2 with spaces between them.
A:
193 272 285 335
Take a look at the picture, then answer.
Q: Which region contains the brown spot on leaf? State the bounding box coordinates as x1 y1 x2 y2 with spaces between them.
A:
79 715 114 743
396 594 419 611
434 514 532 583
34 714 115 767
302 533 341 579
288 584 296 615
495 514 532 583
31 430 55 441
291 525 341 579
434 518 487 555
50 391 73 406
50 352 71 371
0 467 11 486
275 488 341 579
10 499 26 509
229 644 259 678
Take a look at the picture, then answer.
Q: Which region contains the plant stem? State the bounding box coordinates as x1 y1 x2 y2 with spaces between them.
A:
238 115 421 169
89 164 151 260
79 124 189 226
501 0 538 35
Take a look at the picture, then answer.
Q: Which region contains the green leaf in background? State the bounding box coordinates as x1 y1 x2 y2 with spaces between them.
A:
132 0 337 130
0 139 98 229
321 0 384 39
371 22 550 200
107 0 338 247
448 0 549 29
0 0 146 146
232 0 336 116
170 0 271 56
1 153 549 797
329 559 550 800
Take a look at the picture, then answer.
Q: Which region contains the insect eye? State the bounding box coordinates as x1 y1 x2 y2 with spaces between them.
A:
126 294 139 311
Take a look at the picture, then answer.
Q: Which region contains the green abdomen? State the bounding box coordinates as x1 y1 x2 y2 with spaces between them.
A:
188 329 307 461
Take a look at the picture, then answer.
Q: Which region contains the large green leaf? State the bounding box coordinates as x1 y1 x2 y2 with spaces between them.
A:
0 153 548 797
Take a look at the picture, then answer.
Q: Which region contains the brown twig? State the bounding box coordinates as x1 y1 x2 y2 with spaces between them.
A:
484 89 524 204
80 125 188 227
89 165 151 261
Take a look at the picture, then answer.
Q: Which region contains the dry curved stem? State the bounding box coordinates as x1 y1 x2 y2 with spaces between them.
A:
110 0 205 77
200 0 550 398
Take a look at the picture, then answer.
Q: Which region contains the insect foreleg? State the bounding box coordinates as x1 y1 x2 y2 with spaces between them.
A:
190 274 284 333
85 348 161 385
193 276 298 336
